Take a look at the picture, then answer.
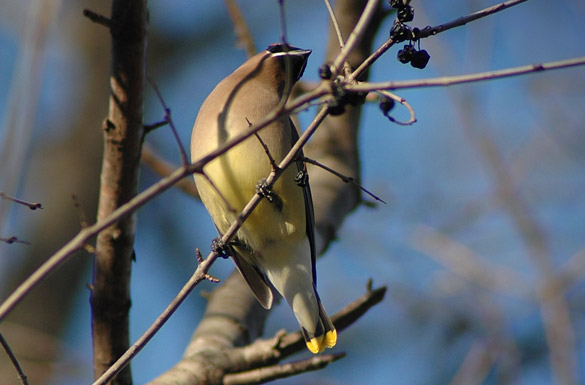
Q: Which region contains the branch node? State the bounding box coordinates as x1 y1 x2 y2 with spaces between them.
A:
255 178 283 210
0 236 30 245
0 192 43 210
83 9 111 28
210 239 232 259
195 248 204 264
144 119 169 133
204 274 221 283
148 78 189 165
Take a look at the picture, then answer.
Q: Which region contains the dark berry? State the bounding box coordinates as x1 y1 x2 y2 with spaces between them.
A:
390 22 413 43
319 64 332 80
397 44 415 64
397 6 414 23
410 49 430 69
379 96 395 114
389 0 409 8
389 0 402 8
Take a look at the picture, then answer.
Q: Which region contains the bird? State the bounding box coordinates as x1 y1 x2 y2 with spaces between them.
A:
190 43 336 354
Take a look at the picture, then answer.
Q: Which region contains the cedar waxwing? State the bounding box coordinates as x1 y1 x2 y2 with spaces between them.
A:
190 43 337 354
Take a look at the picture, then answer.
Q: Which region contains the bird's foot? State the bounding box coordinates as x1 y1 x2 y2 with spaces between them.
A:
294 170 309 187
255 178 283 211
211 238 231 259
255 178 274 201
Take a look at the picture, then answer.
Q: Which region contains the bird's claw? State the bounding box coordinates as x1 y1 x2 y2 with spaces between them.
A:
211 238 231 259
294 170 309 187
256 178 283 211
255 178 274 202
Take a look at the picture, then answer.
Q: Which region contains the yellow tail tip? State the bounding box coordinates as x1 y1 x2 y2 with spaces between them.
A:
324 329 337 348
305 329 337 354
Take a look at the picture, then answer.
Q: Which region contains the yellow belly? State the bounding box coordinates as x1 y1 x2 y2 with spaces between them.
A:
195 137 306 253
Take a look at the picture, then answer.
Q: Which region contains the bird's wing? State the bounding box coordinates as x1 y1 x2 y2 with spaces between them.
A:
290 118 318 284
229 242 274 309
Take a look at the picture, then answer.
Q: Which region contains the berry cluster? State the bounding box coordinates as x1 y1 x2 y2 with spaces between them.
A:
388 0 430 69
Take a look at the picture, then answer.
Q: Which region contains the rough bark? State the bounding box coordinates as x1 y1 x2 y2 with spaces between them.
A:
90 1 148 384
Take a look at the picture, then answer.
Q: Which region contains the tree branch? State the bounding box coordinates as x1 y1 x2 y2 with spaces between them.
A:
0 192 42 211
141 146 200 198
350 56 585 92
223 353 345 385
418 0 530 39
89 0 148 383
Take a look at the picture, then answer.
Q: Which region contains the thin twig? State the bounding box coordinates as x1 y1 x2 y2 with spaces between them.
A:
82 9 111 28
248 117 279 171
350 56 585 92
377 90 416 126
301 156 386 204
223 0 256 57
0 332 29 385
275 1 299 116
278 0 288 45
0 236 30 245
351 37 395 81
0 192 42 210
323 0 345 48
194 248 220 283
419 0 530 39
148 78 189 166
331 0 381 74
143 119 168 133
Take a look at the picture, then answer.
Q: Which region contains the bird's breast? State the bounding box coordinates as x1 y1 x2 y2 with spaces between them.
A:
194 125 305 253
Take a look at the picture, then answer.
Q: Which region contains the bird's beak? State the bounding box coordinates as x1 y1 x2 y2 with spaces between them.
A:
289 48 311 80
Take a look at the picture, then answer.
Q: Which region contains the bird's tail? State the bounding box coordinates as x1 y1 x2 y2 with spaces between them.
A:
301 298 337 354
